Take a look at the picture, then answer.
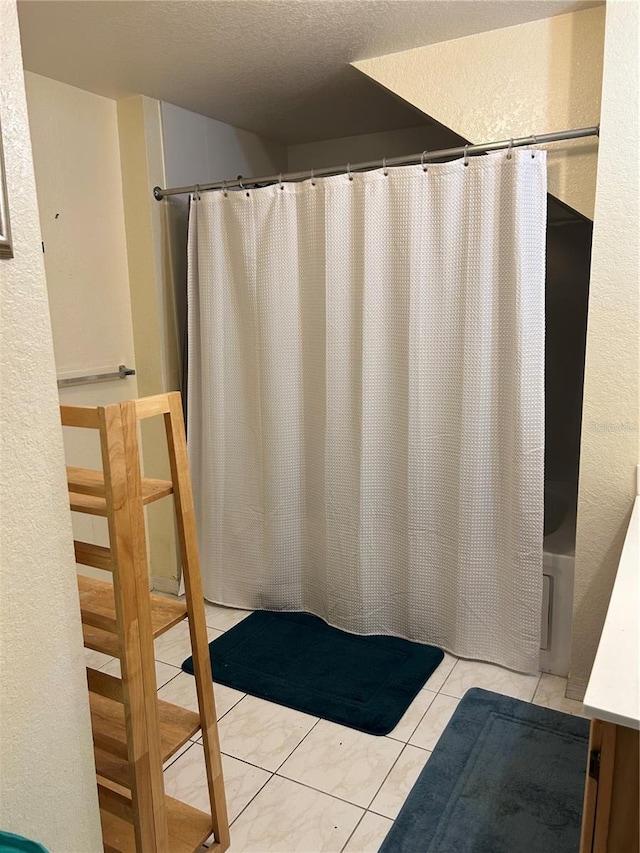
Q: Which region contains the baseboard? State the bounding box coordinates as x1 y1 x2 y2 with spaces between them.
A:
151 575 180 596
566 676 588 702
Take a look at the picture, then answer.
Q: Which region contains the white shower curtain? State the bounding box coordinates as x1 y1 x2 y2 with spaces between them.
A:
187 149 547 672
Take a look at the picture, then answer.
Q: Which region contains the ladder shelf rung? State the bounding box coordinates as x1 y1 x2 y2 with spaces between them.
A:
78 576 188 655
90 694 201 785
77 575 119 634
60 405 101 429
68 466 173 516
84 624 120 658
97 779 134 825
70 491 108 517
99 785 216 853
75 540 113 571
86 667 124 703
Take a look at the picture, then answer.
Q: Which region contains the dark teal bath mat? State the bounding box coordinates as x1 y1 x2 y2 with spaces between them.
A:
379 687 590 853
0 832 49 853
181 610 443 735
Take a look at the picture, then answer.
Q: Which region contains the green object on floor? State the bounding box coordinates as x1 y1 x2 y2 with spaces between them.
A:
0 831 49 853
379 688 590 853
182 610 443 735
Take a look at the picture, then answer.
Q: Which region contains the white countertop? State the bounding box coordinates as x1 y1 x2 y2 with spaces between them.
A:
583 495 640 730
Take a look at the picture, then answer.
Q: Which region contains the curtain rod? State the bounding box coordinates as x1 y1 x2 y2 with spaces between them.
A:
152 125 599 200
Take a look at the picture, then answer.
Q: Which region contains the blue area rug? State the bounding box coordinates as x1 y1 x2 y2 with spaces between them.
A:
380 688 589 853
182 610 443 735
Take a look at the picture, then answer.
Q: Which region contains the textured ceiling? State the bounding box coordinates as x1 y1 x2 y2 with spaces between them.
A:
17 0 599 144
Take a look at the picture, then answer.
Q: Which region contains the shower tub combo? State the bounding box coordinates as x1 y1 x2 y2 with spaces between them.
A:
540 481 577 676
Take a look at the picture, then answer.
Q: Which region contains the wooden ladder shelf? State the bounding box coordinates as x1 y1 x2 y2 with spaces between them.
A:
61 393 230 853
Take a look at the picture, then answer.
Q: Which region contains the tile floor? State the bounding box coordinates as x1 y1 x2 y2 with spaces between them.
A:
86 604 586 853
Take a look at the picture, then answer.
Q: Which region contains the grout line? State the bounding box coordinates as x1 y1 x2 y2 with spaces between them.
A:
367 803 394 821
166 746 276 831
156 664 183 692
227 770 275 828
438 687 464 700
162 739 195 771
272 716 323 775
530 671 543 703
368 743 433 820
208 719 407 813
272 771 369 812
339 810 368 853
161 739 276 826
437 657 459 694
363 746 405 812
385 690 438 746
423 656 459 695
214 691 247 724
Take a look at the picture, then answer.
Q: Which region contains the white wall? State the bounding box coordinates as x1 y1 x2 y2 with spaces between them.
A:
570 0 639 697
24 73 138 404
24 73 141 573
161 101 287 189
287 124 459 172
0 3 102 850
354 6 605 219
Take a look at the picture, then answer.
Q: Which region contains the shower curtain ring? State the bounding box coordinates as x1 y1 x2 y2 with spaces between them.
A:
383 157 388 177
506 138 514 160
279 173 284 191
463 145 469 167
347 163 353 181
310 167 316 186
421 150 428 172
222 180 228 197
530 135 537 158
194 184 200 200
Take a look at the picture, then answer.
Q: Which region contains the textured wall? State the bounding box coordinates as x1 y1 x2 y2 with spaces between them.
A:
354 6 605 218
286 124 460 172
0 3 102 850
570 0 639 697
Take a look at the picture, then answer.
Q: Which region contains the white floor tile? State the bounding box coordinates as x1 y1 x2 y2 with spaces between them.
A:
227 775 363 852
440 658 540 702
279 719 403 808
163 740 192 771
84 648 114 669
163 742 271 823
99 657 180 689
409 693 460 752
217 695 318 771
153 622 222 667
369 744 431 820
203 601 252 632
342 811 393 853
386 689 437 743
533 673 587 717
422 652 457 693
156 671 245 719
